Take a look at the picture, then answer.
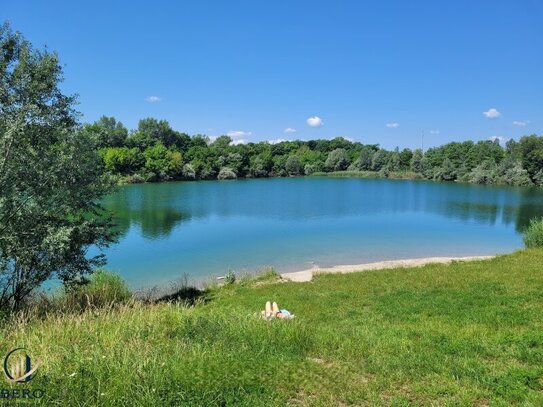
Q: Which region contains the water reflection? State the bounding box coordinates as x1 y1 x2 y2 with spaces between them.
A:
103 184 191 239
103 178 543 240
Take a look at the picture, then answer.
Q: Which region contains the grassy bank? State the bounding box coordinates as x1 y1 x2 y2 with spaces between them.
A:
311 170 424 180
2 250 543 405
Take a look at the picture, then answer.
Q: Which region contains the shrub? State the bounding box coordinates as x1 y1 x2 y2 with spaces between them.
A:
501 164 533 187
285 155 302 176
533 169 543 187
224 270 236 285
468 160 498 185
58 270 132 311
217 167 237 180
325 148 350 171
123 173 145 184
182 163 196 179
523 218 543 248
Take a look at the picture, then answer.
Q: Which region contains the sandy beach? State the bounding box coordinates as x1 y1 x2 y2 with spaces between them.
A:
280 256 495 282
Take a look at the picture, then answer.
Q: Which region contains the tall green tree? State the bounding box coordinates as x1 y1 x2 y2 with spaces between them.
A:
519 135 543 180
83 116 128 148
325 148 350 171
0 23 117 309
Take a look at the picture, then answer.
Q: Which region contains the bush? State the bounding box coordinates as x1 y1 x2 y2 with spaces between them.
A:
325 148 350 171
123 173 145 184
501 164 533 187
523 218 543 248
182 163 196 179
533 169 543 186
285 155 302 176
58 270 132 311
217 167 237 180
224 270 236 285
468 160 498 185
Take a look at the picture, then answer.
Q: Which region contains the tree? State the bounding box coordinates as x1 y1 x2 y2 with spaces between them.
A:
389 148 401 171
217 167 237 180
129 118 188 151
399 148 413 170
142 143 183 181
83 116 128 148
285 155 302 176
359 147 374 170
0 24 117 309
434 158 456 181
100 147 143 175
468 160 498 185
250 152 273 177
519 135 543 180
325 148 349 171
534 169 543 187
411 149 423 173
371 150 388 171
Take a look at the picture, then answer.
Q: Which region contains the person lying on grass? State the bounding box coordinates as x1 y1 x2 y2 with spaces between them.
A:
261 301 294 320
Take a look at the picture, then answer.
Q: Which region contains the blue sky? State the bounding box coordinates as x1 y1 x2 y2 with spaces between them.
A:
3 1 542 149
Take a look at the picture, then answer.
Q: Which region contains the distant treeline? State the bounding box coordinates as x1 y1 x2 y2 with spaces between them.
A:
85 116 543 187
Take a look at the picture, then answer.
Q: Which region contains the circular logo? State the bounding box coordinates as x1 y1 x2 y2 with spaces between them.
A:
3 348 39 383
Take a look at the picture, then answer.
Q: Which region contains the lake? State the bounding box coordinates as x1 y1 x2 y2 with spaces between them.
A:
98 177 543 288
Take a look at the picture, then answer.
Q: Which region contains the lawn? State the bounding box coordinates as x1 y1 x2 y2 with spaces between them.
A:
2 250 543 406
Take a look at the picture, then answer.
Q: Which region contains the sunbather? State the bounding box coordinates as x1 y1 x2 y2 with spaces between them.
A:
262 301 293 319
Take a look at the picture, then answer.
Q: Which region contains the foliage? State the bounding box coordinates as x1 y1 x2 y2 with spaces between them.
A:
217 167 237 180
534 169 543 187
523 218 543 248
0 23 117 309
52 270 132 312
519 135 543 180
468 160 498 185
82 116 128 148
224 270 236 285
82 112 543 188
285 155 302 175
142 142 183 181
325 148 350 171
100 147 143 175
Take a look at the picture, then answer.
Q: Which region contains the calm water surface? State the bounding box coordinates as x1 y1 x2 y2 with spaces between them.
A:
97 177 543 288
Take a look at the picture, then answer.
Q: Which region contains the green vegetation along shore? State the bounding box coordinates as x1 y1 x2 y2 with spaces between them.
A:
2 249 542 405
91 114 543 189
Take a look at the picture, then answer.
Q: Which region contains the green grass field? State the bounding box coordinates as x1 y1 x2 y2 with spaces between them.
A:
2 250 543 406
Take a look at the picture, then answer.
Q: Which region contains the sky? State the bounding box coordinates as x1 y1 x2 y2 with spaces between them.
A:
2 0 543 149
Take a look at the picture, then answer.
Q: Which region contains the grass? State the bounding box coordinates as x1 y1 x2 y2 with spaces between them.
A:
2 250 543 405
523 218 543 248
312 170 424 180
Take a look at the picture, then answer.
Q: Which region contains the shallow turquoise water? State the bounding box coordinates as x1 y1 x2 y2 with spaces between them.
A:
97 177 543 288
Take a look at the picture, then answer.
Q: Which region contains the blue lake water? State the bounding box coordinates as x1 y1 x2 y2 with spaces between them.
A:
97 177 543 288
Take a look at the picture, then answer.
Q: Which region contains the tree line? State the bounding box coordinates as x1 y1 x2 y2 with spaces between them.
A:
89 116 543 187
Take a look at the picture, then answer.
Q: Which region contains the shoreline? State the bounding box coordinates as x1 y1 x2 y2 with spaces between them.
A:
280 255 495 282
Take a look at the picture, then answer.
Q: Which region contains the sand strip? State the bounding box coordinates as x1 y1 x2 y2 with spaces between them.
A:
280 256 495 282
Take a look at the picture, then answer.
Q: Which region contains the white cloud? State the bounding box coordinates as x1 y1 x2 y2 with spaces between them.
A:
145 96 162 103
306 116 324 127
267 139 287 144
230 139 248 145
386 123 400 128
283 127 297 134
483 108 501 118
512 120 529 126
227 130 252 138
429 130 440 135
344 137 354 142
